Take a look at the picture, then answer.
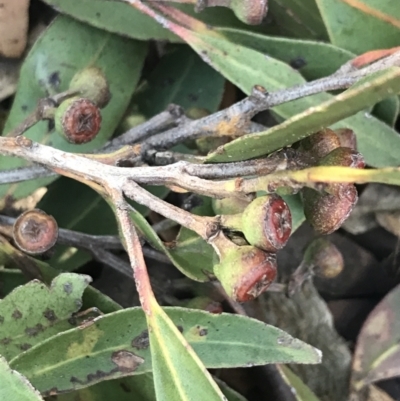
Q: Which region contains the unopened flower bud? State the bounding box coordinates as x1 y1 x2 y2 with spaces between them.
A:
214 246 277 302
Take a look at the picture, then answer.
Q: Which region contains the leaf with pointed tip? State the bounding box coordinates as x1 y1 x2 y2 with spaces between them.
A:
10 306 321 394
148 302 226 401
0 15 147 202
206 68 400 164
352 283 400 389
0 356 43 401
315 0 400 53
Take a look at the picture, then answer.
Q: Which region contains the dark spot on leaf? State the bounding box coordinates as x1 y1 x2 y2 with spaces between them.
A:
188 93 198 102
63 282 73 294
0 337 11 345
48 119 55 132
199 328 208 336
177 325 184 333
12 309 22 319
96 12 101 17
69 369 119 387
131 330 149 350
289 56 307 70
25 323 44 337
0 316 4 324
21 105 28 112
49 72 61 88
74 299 82 309
19 343 32 351
111 350 144 373
44 308 57 322
120 382 131 393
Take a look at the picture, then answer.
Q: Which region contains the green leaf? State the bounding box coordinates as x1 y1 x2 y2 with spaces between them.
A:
277 365 321 401
267 0 328 40
0 356 43 401
54 375 157 401
148 303 226 401
172 28 400 167
218 28 354 80
10 307 321 394
0 236 120 314
41 0 247 42
217 28 399 131
315 0 400 53
281 195 305 232
134 46 225 116
0 15 147 202
352 282 400 389
113 202 214 281
55 374 247 401
373 96 400 127
0 273 90 360
206 67 400 165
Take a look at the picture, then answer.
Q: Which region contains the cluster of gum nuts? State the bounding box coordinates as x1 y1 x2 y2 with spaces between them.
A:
211 128 365 302
11 66 364 304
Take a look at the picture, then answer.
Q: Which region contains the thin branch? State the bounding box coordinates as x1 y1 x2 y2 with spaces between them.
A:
108 190 155 315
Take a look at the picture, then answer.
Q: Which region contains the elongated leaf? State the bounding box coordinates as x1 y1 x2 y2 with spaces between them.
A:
217 28 399 129
0 16 147 202
10 306 321 394
135 46 225 116
0 273 90 360
0 356 43 401
315 0 400 53
206 68 400 164
352 283 400 389
218 28 354 80
268 0 328 40
167 25 400 167
277 365 321 401
148 302 226 401
41 0 246 42
55 373 247 401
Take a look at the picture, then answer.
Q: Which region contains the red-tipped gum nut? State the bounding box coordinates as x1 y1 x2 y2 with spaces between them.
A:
13 209 58 254
214 246 277 302
55 97 102 144
221 195 292 252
